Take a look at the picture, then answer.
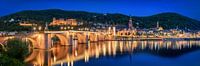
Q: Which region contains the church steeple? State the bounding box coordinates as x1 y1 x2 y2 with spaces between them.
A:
128 16 133 29
157 21 159 28
156 21 163 31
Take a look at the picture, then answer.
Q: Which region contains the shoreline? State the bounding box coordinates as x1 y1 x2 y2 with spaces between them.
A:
98 38 200 41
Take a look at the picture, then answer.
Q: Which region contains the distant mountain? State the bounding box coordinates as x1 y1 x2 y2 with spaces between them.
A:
0 9 200 31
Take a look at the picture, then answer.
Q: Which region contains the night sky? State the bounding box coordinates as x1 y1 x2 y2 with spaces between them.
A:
0 0 200 20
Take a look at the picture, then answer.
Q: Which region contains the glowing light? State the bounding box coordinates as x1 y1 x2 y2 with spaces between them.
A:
33 27 36 31
38 26 42 30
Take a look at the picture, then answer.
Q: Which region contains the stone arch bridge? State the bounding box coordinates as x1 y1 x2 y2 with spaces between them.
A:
0 31 114 49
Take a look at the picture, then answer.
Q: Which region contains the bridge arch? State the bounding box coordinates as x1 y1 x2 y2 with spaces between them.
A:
76 33 87 43
89 33 98 42
26 38 39 49
50 34 69 45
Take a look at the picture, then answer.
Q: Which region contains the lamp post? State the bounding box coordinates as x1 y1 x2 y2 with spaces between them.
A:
38 26 42 31
60 26 64 30
33 27 36 31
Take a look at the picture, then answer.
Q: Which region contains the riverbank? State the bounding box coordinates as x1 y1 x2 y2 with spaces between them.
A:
99 37 200 41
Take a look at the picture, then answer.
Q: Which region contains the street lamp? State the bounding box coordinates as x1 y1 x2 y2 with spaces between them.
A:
38 26 42 31
71 27 74 30
33 27 36 31
60 27 64 30
68 26 70 29
64 27 67 30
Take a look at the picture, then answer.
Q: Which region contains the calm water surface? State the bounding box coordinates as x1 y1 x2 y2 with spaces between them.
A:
26 40 200 66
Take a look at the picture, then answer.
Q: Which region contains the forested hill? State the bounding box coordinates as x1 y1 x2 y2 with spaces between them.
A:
0 9 200 31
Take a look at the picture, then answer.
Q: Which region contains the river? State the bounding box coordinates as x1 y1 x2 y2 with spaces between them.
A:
25 40 200 66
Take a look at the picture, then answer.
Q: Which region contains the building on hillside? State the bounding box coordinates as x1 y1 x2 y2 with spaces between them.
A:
149 21 164 31
19 21 37 26
49 17 78 26
156 21 164 31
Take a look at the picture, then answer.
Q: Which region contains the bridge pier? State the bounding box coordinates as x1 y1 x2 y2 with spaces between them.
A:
95 33 99 42
69 34 73 45
86 32 90 44
44 33 52 49
44 50 52 66
97 34 99 41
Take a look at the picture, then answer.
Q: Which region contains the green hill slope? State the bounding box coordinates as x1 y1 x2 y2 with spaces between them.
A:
0 9 200 31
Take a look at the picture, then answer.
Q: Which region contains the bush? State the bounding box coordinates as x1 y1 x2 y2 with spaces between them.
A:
0 54 25 66
5 38 30 61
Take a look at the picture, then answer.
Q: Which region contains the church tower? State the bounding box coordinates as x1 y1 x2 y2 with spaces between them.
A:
128 17 134 29
156 21 163 31
157 21 159 28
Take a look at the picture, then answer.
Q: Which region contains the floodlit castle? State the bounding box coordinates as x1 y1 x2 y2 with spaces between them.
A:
49 17 78 26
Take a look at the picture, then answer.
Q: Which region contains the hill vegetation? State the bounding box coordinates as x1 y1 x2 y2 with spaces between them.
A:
0 9 200 31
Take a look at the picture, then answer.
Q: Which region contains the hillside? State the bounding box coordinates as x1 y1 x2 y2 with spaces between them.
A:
0 9 200 31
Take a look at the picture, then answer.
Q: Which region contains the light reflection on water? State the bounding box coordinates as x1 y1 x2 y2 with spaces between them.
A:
25 40 200 66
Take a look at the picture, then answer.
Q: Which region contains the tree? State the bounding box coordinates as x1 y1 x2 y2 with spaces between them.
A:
5 38 30 61
0 55 25 66
0 38 28 66
0 43 6 54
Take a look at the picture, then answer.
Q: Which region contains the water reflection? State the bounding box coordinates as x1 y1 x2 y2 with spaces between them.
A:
25 40 200 66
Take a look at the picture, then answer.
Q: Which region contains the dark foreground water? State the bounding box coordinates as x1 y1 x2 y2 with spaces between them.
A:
26 40 200 66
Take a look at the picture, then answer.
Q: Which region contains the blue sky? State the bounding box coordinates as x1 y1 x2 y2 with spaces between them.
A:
0 0 200 20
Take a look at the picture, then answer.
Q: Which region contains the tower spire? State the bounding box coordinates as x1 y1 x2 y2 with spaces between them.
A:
128 16 133 29
157 21 159 28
